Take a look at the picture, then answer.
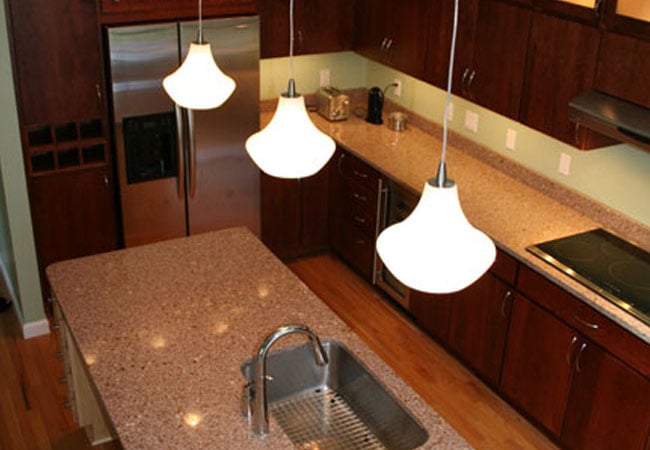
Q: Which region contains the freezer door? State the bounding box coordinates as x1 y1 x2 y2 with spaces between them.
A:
180 16 261 237
108 23 187 247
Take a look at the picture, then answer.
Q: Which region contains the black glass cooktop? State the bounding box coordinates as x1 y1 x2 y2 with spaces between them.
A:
527 228 650 326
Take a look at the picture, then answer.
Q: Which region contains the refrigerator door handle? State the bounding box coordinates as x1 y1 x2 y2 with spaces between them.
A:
187 108 197 199
174 105 185 200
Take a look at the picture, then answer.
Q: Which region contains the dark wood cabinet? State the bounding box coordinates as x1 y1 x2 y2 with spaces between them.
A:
260 0 354 58
561 341 650 450
448 271 514 387
329 149 383 281
259 165 331 261
603 0 650 39
8 0 103 126
354 0 431 79
595 32 650 109
519 11 600 146
461 0 532 119
29 167 118 274
533 0 603 25
500 293 575 435
99 0 258 24
410 291 452 343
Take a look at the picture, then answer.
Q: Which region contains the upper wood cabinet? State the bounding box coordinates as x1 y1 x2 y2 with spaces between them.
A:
519 11 600 147
8 0 104 126
99 0 258 24
260 0 354 58
534 0 604 25
354 0 431 79
595 31 650 109
604 0 650 38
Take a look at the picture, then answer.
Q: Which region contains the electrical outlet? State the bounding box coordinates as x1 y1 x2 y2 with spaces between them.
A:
558 152 571 176
393 78 402 97
320 69 330 87
506 128 517 151
464 110 479 133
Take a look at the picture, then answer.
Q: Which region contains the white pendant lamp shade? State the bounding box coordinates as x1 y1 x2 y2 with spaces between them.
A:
162 42 236 110
376 182 496 294
245 95 335 179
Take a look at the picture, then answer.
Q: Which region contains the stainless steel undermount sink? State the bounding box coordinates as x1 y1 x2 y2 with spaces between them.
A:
241 339 429 450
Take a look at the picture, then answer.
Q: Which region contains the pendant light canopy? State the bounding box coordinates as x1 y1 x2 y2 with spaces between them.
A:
375 0 496 294
162 0 235 110
245 0 335 179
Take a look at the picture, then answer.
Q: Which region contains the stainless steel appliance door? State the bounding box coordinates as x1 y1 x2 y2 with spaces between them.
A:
108 23 187 246
180 16 261 236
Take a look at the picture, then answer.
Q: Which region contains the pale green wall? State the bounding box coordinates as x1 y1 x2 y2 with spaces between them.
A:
261 52 650 228
0 0 44 324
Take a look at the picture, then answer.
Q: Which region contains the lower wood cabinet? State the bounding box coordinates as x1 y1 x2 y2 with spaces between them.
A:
259 163 330 260
29 167 118 280
501 267 650 449
329 149 383 281
410 291 451 343
501 293 576 435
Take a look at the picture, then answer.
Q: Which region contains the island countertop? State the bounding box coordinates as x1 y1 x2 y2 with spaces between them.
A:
47 227 470 450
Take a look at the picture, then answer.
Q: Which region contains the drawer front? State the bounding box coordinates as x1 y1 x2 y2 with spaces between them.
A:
337 151 381 189
517 265 650 378
341 178 378 236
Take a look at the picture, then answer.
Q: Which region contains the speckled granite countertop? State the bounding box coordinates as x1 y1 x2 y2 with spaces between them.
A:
47 228 470 450
266 101 650 345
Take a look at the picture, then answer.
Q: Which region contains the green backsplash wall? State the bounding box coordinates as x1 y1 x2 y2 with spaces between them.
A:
261 52 650 228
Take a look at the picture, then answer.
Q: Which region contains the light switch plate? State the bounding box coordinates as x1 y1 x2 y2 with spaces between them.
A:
464 110 479 133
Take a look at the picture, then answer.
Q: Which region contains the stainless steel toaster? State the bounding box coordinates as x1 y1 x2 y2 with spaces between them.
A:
317 86 350 121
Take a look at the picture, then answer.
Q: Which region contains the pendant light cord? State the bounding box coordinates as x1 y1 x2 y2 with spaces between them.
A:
197 0 203 43
436 0 459 187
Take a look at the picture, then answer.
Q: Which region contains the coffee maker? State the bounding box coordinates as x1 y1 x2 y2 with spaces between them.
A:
366 87 384 125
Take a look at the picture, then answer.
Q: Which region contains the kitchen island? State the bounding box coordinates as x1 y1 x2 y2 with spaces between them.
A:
47 227 470 449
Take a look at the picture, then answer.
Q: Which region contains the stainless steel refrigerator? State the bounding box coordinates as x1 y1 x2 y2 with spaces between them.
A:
107 16 260 247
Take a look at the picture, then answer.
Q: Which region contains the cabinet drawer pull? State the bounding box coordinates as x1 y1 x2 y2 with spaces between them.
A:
566 335 578 365
353 216 367 224
354 238 366 245
353 192 367 202
500 290 513 318
573 315 599 330
380 37 388 51
461 67 470 95
353 169 369 179
575 342 587 372
52 323 60 330
337 152 346 175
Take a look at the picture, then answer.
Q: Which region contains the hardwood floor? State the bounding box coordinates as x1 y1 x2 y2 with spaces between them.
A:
0 304 121 450
289 253 559 450
1 252 556 449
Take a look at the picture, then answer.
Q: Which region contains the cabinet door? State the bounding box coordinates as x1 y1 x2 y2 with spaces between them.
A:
260 0 354 57
595 32 650 109
501 294 575 435
354 0 431 78
29 168 118 272
534 0 603 25
561 341 650 450
410 291 452 343
448 272 513 386
604 0 650 38
425 0 478 91
520 12 600 146
467 0 532 119
9 0 103 125
260 174 302 259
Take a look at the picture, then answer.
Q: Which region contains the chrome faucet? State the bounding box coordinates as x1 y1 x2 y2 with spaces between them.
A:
245 324 328 436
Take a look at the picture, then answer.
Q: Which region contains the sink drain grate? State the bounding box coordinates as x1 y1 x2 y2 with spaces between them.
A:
269 387 387 449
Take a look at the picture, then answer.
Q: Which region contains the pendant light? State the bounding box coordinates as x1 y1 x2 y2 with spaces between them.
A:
375 0 496 294
162 0 236 110
245 0 335 179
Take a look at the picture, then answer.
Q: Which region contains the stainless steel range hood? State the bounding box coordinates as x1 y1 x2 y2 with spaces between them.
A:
569 90 650 152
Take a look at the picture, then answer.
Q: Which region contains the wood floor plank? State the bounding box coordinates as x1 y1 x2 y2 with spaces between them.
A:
289 253 558 450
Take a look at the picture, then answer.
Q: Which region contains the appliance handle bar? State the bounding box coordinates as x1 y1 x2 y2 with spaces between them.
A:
175 105 185 200
188 109 197 198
